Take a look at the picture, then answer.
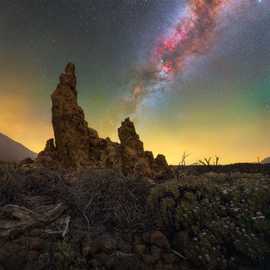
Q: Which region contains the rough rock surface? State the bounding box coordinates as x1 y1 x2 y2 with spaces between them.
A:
37 138 58 167
118 118 151 178
51 63 98 168
37 63 172 180
118 118 144 156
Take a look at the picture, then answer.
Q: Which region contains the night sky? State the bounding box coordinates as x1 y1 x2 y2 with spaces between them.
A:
1 0 269 164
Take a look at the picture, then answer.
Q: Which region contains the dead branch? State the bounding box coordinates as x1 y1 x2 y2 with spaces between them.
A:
215 156 220 166
179 152 191 167
62 215 71 238
0 203 66 238
171 249 186 260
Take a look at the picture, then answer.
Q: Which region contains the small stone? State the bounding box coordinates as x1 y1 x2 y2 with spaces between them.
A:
27 250 40 261
20 158 34 167
28 237 44 251
100 237 117 254
133 234 143 245
117 239 132 253
142 232 151 244
150 231 170 249
156 262 165 270
29 229 44 237
162 253 177 264
82 240 101 257
174 231 189 251
142 254 159 265
162 264 175 270
134 244 146 256
95 252 111 266
151 246 162 260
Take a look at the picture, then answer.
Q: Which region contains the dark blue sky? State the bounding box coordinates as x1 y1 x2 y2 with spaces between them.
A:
0 0 269 163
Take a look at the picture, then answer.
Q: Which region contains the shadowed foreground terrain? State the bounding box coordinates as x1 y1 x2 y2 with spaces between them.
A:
0 163 270 270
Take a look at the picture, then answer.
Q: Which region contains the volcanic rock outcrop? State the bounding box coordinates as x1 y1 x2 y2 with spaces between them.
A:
38 63 172 180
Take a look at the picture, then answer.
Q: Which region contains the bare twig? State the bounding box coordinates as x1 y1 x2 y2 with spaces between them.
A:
177 152 191 180
0 204 66 238
83 196 96 230
215 156 220 166
199 157 212 166
179 152 191 167
62 216 71 238
171 249 186 260
204 157 211 166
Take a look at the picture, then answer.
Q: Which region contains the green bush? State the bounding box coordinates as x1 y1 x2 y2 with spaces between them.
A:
148 173 270 269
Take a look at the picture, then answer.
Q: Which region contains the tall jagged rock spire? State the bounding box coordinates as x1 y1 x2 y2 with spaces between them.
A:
59 62 77 91
51 63 98 167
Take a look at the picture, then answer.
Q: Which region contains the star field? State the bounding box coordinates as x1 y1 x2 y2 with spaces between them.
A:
0 0 269 163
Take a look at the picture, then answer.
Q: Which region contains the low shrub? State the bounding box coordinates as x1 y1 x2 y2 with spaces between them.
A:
148 173 270 269
71 169 153 231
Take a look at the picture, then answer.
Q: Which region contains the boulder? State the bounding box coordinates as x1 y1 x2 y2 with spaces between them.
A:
36 138 58 168
118 118 144 155
153 154 173 180
150 231 170 250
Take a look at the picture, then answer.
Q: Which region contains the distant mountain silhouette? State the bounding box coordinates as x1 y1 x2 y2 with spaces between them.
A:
0 133 36 162
262 157 270 164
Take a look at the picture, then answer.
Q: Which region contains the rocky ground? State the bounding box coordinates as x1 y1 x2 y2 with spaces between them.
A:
0 163 270 270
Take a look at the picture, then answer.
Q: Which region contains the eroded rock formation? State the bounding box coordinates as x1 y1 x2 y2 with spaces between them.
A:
37 63 172 180
51 63 98 167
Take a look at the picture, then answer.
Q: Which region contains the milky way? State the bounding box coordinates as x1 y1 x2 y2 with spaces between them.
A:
129 0 232 112
1 0 269 163
155 0 229 77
